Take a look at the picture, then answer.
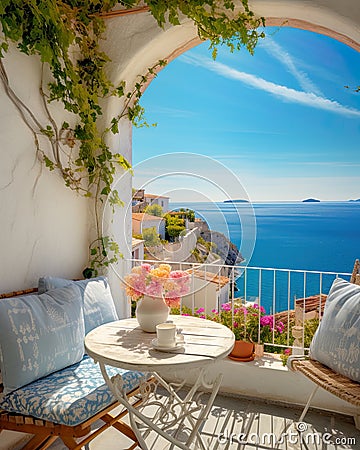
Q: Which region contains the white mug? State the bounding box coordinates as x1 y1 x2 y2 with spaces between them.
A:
156 323 177 348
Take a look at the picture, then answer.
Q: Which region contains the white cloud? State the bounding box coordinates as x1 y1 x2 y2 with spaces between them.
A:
180 54 360 118
207 126 284 135
213 151 288 161
151 106 196 118
290 161 360 167
260 38 323 96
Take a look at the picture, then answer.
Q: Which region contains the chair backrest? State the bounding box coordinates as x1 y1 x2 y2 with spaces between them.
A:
350 259 360 286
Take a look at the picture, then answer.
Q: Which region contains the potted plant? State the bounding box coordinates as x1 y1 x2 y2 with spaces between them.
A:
211 302 285 361
123 263 191 332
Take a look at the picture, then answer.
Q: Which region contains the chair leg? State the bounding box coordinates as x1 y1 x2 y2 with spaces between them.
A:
299 385 319 423
101 412 138 442
21 434 58 450
61 435 93 450
61 435 80 449
38 436 59 450
354 415 360 430
275 385 320 448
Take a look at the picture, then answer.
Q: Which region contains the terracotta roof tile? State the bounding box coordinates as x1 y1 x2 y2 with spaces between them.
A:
144 194 169 199
187 269 229 288
132 213 164 221
295 294 327 314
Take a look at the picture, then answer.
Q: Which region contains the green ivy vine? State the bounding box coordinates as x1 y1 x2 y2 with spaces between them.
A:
0 1 264 277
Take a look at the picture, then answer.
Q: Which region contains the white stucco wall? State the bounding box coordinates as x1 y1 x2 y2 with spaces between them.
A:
103 120 133 318
0 48 89 294
179 355 359 417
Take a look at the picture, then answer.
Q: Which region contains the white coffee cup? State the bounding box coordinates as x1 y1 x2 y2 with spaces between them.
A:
156 323 177 348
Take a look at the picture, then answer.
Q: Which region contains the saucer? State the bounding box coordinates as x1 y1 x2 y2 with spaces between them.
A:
151 338 185 352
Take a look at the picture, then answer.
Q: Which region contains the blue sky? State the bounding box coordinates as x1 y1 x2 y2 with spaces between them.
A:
132 27 360 202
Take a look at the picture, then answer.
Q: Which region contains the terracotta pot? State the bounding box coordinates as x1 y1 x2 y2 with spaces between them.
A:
229 340 255 362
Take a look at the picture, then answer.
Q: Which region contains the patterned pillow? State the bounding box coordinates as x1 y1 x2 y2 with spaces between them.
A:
38 276 118 334
0 285 85 394
310 278 360 382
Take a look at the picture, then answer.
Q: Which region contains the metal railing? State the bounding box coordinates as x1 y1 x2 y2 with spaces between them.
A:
126 258 351 352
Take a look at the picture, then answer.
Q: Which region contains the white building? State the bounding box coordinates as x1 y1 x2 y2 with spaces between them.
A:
182 270 230 315
131 237 145 260
132 213 166 240
144 194 169 212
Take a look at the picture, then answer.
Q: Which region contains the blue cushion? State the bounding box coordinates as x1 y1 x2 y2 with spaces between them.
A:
0 285 85 394
0 355 145 426
310 278 360 382
38 277 119 334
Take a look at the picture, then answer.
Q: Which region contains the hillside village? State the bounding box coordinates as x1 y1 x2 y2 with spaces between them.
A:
131 189 244 312
131 189 242 264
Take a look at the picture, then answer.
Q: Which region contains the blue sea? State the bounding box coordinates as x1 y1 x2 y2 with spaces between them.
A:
171 201 360 312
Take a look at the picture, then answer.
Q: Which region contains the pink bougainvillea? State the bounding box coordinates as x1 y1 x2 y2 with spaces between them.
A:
212 302 285 342
124 263 191 307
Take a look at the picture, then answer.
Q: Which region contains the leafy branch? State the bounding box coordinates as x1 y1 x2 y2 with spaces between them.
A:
145 0 265 57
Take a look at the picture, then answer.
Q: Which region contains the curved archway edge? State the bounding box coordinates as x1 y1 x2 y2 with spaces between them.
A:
150 17 360 78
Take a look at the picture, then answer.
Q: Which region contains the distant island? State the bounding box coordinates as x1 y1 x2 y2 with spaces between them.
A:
302 198 320 203
349 199 360 202
224 199 249 203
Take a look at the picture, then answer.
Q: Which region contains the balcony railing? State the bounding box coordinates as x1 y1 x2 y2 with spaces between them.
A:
127 258 351 353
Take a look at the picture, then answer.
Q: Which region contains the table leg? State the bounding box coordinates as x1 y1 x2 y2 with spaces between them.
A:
153 369 223 449
100 363 222 449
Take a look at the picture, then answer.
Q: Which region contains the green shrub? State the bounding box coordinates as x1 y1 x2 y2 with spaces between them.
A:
145 204 163 217
143 227 161 246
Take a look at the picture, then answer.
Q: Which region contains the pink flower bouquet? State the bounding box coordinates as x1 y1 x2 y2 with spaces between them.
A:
124 263 191 307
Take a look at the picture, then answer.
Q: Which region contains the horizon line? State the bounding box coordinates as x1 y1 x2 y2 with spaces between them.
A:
169 199 360 203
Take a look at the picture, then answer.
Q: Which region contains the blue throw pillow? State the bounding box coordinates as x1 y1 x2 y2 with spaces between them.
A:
0 285 85 394
38 276 118 334
310 278 360 382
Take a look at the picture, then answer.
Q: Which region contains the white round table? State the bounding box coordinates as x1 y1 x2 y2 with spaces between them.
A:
85 315 234 450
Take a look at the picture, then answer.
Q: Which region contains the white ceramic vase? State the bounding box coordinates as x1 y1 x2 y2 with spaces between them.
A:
135 295 170 332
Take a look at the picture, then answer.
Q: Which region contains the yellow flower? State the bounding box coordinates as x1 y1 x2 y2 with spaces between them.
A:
158 264 171 273
150 266 171 279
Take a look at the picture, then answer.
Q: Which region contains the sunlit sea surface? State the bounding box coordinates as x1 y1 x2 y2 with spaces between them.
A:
170 201 360 311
